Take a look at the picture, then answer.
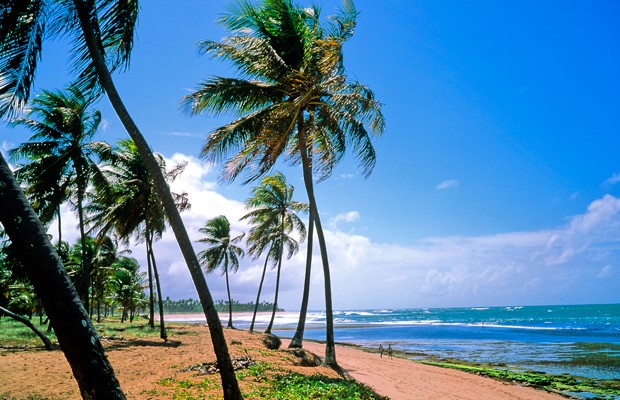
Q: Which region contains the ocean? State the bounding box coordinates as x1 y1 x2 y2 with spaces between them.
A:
169 303 620 381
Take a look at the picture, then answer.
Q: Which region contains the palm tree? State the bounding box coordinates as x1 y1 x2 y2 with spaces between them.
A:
242 172 306 333
182 0 384 368
197 216 245 328
11 154 71 248
10 85 110 313
1 3 243 397
110 256 146 323
88 139 189 340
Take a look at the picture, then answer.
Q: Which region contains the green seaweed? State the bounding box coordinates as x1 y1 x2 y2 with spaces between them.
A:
423 360 620 399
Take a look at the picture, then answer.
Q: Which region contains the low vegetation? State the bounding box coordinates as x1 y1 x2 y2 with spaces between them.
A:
1 318 386 399
422 360 620 399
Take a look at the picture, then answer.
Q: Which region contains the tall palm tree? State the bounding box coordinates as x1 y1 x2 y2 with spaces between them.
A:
197 216 245 328
1 3 243 397
242 172 306 333
182 0 384 368
88 139 189 340
10 85 110 313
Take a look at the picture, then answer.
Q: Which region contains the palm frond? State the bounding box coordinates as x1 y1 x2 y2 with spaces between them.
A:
0 1 47 120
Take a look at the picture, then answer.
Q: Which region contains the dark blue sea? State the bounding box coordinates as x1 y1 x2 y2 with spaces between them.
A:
170 303 620 381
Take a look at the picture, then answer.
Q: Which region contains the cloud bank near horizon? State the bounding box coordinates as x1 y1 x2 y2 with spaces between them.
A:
47 153 620 310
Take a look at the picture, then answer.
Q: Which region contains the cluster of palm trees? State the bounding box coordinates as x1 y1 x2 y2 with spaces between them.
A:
198 172 307 333
0 0 383 398
7 86 188 339
1 233 146 325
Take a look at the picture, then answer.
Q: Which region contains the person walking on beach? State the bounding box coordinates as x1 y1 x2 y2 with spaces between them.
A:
378 344 384 358
387 344 393 359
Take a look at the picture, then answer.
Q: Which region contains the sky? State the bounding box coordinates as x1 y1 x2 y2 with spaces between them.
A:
2 0 620 310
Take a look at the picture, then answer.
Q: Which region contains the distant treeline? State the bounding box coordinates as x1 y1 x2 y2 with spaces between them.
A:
159 297 284 313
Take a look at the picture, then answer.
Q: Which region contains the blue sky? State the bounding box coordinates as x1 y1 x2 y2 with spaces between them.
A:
3 0 620 309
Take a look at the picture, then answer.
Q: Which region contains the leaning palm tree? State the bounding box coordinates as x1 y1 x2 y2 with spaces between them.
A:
88 139 189 340
182 0 384 368
241 172 306 333
197 216 245 328
10 86 110 313
1 2 243 397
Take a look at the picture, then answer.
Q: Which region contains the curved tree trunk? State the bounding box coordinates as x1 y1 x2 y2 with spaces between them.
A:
288 210 314 348
0 305 55 350
265 216 286 334
249 252 271 333
75 166 91 313
224 254 233 328
0 154 125 399
57 204 62 248
72 3 242 398
146 253 155 327
147 235 167 340
296 118 338 369
145 228 155 329
264 256 283 334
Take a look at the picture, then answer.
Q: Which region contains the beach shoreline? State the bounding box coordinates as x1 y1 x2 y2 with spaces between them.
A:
0 320 567 399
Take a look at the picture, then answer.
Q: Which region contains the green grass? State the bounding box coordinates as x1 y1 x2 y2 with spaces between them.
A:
154 361 387 400
0 318 57 348
246 373 388 399
0 316 193 349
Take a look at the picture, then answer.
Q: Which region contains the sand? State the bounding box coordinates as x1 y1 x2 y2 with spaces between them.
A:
0 322 565 399
291 340 564 400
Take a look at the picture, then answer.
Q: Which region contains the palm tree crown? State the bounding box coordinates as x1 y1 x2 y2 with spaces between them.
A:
183 0 384 370
182 0 384 184
10 85 109 310
242 172 307 333
197 215 245 328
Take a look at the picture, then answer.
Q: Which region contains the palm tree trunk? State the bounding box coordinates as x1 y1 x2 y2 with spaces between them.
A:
75 167 91 313
147 236 167 340
288 210 314 348
296 118 338 369
72 4 242 397
145 229 155 329
0 154 125 399
250 252 271 333
57 204 62 248
265 215 286 334
224 254 233 328
264 257 283 334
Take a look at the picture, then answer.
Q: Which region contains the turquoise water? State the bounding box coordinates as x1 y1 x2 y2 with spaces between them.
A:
271 304 620 380
171 303 620 380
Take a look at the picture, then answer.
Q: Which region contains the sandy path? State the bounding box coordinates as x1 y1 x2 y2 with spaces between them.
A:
288 340 565 400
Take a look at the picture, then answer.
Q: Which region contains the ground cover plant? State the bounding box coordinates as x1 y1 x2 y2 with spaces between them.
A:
423 360 620 399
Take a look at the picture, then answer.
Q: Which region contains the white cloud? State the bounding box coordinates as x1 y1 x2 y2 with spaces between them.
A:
164 131 203 138
436 179 459 190
331 211 360 224
604 172 620 188
48 153 620 310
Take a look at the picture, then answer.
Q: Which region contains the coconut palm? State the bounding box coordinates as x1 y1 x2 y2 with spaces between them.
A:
1 2 242 396
10 86 110 313
197 216 245 328
88 139 189 340
242 172 306 333
182 0 384 368
110 256 146 323
11 155 71 248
